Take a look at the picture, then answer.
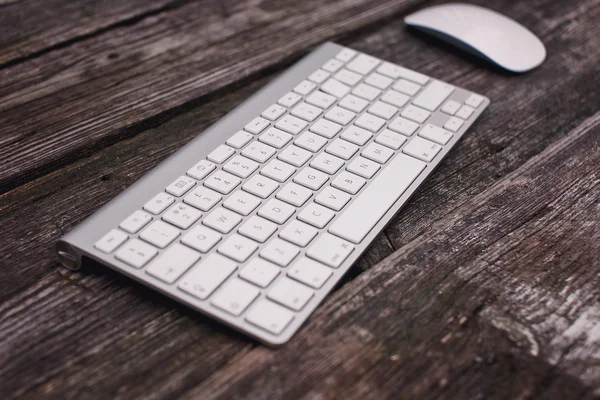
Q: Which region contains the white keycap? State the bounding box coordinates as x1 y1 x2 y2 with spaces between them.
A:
334 69 362 86
240 259 280 288
309 118 342 139
338 94 369 113
223 155 259 178
258 198 295 224
166 176 196 197
388 116 419 136
444 116 464 132
178 254 237 299
293 80 317 95
310 153 344 175
352 83 381 101
308 69 330 84
183 186 221 211
375 129 407 150
218 234 258 262
162 202 202 229
288 257 333 289
144 192 175 215
456 105 474 119
413 80 454 111
115 238 158 268
403 136 442 162
380 90 410 108
226 131 253 149
377 62 429 84
260 238 299 267
202 207 242 234
276 182 312 207
246 299 294 335
242 174 279 198
306 91 337 109
95 229 128 253
207 145 235 164
146 243 200 284
261 104 286 121
347 54 380 75
279 220 318 247
181 225 222 253
245 117 270 134
368 101 398 120
119 210 152 234
364 72 393 89
336 48 357 62
354 113 386 132
393 79 421 96
238 216 277 243
465 93 484 108
322 58 344 72
277 145 312 167
204 170 241 194
186 160 216 180
298 202 335 228
306 233 354 268
347 156 381 179
242 141 277 163
268 278 314 311
275 114 308 135
211 278 260 316
258 127 293 149
326 138 359 160
331 171 366 194
139 220 180 248
401 104 430 123
340 125 372 146
294 131 328 153
328 154 425 244
278 92 302 108
418 123 453 145
222 190 261 216
441 100 461 115
315 186 351 211
260 159 296 182
291 102 322 122
362 142 394 164
293 167 328 190
321 78 350 98
324 106 355 125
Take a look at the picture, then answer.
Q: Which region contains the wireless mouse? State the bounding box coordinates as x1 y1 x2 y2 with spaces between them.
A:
404 3 546 73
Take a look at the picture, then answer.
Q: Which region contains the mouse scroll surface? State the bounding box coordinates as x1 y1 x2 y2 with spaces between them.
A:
405 3 546 73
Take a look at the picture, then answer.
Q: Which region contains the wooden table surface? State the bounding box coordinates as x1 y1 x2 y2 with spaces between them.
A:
1 0 599 398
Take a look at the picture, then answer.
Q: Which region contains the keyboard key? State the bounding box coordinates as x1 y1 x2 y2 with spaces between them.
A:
95 229 128 254
202 207 242 234
242 141 277 163
293 167 328 190
306 91 336 109
321 78 350 98
441 100 461 115
275 114 308 135
326 138 359 160
242 174 279 198
413 80 454 111
418 123 453 145
260 238 299 267
380 90 410 108
258 199 295 224
244 117 270 134
368 101 398 120
352 83 380 101
306 233 354 268
346 54 380 75
223 155 260 178
298 202 335 228
364 72 393 89
375 129 407 150
181 225 222 253
246 299 294 335
331 171 366 194
186 160 216 180
276 182 312 207
119 210 152 234
258 128 293 149
315 186 351 211
309 118 342 139
162 203 202 229
226 131 253 149
146 243 200 284
166 176 196 197
354 113 385 132
346 156 380 179
324 106 355 125
268 277 314 311
362 142 394 164
322 58 344 72
308 69 330 84
178 254 237 300
278 91 302 108
218 234 258 262
336 47 357 62
388 116 419 136
293 80 317 95
238 216 277 243
139 220 179 248
115 238 158 268
279 220 318 247
260 159 296 182
288 257 333 289
340 125 372 146
334 68 362 86
393 79 421 96
403 137 442 162
310 153 344 175
183 186 221 211
277 145 312 167
222 190 261 216
207 145 235 164
261 104 286 121
144 192 175 215
338 94 369 113
294 131 328 153
466 93 484 108
291 102 322 122
211 278 260 316
240 259 280 288
204 170 241 194
444 116 464 132
456 105 475 120
400 105 430 124
377 62 429 84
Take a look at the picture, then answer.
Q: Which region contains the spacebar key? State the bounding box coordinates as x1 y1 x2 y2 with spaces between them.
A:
329 154 426 244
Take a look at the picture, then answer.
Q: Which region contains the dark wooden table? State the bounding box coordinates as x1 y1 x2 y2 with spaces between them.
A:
1 0 599 398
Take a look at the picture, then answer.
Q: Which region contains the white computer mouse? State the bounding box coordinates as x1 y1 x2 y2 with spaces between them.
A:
404 3 546 73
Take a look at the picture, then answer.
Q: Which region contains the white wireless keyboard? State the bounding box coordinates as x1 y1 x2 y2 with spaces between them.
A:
56 42 489 345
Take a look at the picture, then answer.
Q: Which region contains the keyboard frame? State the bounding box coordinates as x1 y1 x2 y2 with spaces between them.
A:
55 42 490 346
